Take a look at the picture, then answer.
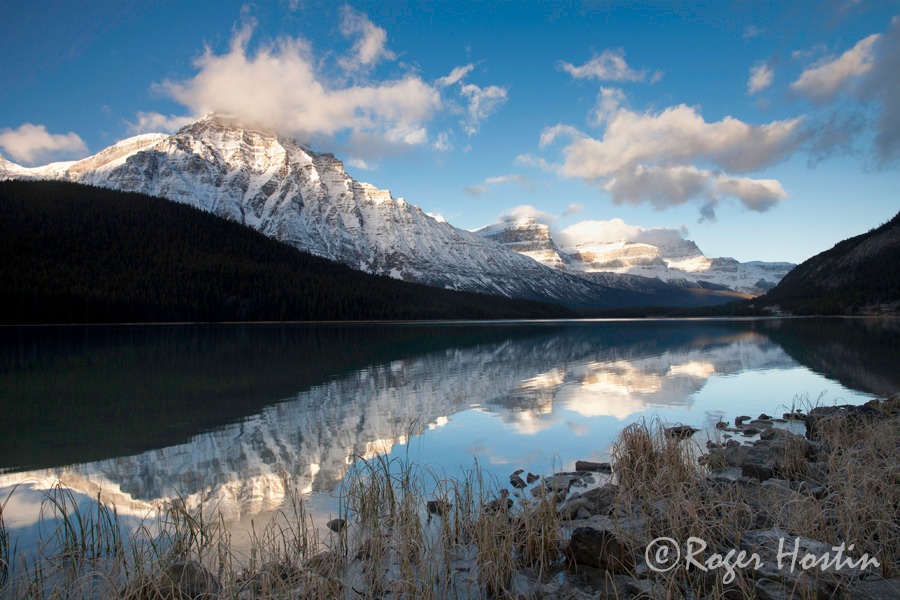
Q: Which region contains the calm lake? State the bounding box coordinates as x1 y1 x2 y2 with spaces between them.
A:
1 318 898 548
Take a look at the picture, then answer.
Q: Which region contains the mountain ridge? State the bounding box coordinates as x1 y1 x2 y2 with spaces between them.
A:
1 114 771 308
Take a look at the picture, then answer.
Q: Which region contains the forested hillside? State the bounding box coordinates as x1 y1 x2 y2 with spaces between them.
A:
753 210 900 315
0 181 575 323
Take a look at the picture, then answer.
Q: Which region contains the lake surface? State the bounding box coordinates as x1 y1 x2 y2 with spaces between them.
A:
1 318 898 548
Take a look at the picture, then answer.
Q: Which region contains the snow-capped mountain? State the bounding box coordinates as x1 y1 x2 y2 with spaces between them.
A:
2 115 682 309
475 217 794 295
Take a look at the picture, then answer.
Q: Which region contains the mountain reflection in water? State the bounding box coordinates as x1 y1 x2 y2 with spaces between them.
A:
1 319 895 529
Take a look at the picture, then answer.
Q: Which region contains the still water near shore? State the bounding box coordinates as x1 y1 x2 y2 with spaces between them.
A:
1 318 897 549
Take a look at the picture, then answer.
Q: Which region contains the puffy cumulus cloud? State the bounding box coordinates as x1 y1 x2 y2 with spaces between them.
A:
792 16 900 165
498 204 557 225
791 33 881 101
557 218 688 248
602 164 710 209
541 101 800 219
747 62 773 94
157 24 440 153
602 165 787 220
558 48 659 83
459 83 508 135
337 6 396 73
127 111 196 134
0 123 88 165
713 175 786 212
154 19 506 159
859 16 900 165
559 104 804 179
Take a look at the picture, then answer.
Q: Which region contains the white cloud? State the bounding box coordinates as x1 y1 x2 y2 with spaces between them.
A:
0 123 88 165
463 185 488 197
747 62 773 94
602 164 711 209
868 16 900 163
558 218 687 248
433 130 453 151
485 173 529 186
792 16 900 165
437 64 475 88
346 157 373 170
514 153 553 171
337 6 396 73
791 33 881 101
743 25 764 40
562 203 584 217
601 165 787 219
539 124 586 149
713 174 787 212
498 204 557 225
558 48 658 83
156 22 441 157
559 104 804 179
590 87 627 125
459 83 508 135
127 111 196 134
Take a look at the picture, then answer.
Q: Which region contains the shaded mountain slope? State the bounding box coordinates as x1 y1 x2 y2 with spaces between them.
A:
754 211 900 315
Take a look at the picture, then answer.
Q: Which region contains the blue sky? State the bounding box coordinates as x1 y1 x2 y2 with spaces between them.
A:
1 1 898 263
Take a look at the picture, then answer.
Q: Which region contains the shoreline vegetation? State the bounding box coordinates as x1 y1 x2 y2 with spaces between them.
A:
1 397 897 599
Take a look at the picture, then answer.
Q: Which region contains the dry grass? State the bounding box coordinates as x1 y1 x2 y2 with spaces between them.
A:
596 398 900 599
0 455 565 599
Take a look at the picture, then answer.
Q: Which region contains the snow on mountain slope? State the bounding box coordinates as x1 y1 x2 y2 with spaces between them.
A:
476 217 794 295
1 115 660 308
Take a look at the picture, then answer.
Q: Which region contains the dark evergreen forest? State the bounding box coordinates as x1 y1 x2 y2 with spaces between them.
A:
754 211 900 315
0 181 576 323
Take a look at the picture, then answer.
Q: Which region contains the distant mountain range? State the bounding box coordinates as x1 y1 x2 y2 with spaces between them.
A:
1 114 790 310
752 210 900 315
474 216 794 295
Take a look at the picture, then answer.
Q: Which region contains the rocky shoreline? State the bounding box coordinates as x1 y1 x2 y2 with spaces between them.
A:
539 397 900 599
